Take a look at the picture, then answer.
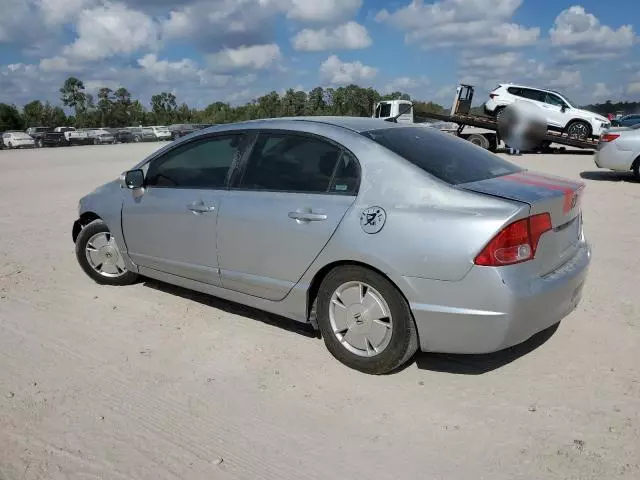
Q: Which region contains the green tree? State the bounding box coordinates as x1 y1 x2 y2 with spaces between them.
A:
256 91 281 118
0 104 23 131
59 77 87 118
306 87 326 115
97 88 114 127
150 92 177 124
112 87 132 126
23 100 45 127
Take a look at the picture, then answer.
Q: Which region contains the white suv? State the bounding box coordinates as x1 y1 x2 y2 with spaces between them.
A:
484 84 609 139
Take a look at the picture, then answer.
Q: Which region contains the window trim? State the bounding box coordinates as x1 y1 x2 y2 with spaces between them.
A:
230 128 361 196
143 131 248 191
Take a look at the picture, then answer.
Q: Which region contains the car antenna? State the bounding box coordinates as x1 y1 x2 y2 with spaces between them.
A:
384 102 414 123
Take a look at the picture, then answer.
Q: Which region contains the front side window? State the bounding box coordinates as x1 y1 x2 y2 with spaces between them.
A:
544 93 565 107
146 135 241 188
238 132 353 194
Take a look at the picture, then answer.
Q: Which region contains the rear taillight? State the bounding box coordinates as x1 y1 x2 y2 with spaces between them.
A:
474 213 552 266
489 93 499 99
600 133 619 142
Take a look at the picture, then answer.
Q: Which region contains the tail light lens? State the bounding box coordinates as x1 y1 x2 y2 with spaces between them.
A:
474 213 552 266
489 93 499 99
600 133 619 142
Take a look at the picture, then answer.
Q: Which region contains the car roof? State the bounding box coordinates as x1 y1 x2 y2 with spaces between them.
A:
501 83 564 96
201 116 407 134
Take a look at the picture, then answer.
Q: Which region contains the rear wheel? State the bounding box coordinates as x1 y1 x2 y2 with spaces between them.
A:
467 134 489 149
75 219 138 286
565 120 591 140
316 266 418 374
632 157 640 181
7 142 12 149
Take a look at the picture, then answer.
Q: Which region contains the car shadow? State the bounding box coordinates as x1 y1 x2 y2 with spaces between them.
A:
580 170 639 183
142 278 558 374
410 323 560 375
142 279 319 339
496 147 594 155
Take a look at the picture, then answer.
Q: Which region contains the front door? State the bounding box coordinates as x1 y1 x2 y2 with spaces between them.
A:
541 92 568 129
121 133 244 285
217 131 360 300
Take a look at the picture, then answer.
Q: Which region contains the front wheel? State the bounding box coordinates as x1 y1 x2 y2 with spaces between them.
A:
316 266 418 374
633 157 640 181
565 120 592 140
75 219 138 286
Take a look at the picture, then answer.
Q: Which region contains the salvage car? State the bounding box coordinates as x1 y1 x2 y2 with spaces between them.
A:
72 117 591 374
127 127 157 142
114 129 135 143
43 127 91 147
88 129 116 145
2 131 35 148
25 126 51 147
594 124 640 179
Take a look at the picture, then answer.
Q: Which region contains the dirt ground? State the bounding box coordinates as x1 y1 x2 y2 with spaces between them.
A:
0 143 638 480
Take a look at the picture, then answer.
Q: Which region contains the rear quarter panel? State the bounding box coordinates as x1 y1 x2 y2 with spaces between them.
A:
285 127 527 285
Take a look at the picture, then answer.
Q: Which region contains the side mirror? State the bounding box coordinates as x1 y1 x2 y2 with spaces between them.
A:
124 169 144 189
561 105 567 113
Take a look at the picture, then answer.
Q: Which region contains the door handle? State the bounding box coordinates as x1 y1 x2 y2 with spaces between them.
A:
288 211 327 222
187 202 215 213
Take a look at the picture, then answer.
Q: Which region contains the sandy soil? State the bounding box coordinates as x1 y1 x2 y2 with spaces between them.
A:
0 144 638 480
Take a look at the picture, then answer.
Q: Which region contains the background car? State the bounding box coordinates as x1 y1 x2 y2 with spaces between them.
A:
611 114 640 128
25 126 51 147
72 117 590 374
594 124 640 179
169 123 213 140
114 129 135 143
149 126 172 141
484 83 610 139
89 129 116 144
128 127 157 142
2 131 36 148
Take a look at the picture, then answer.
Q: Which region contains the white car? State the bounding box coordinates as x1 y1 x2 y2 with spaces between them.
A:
484 84 610 139
2 131 35 148
149 126 172 141
594 124 640 179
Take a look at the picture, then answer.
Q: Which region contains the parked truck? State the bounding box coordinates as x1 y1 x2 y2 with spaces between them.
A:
373 84 601 152
42 127 92 147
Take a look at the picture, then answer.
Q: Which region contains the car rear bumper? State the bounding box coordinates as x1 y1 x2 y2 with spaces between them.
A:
594 144 635 171
403 241 591 354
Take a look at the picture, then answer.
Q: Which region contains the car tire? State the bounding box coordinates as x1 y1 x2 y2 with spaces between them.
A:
316 265 418 374
467 134 490 149
134 136 140 143
565 120 592 140
75 219 138 286
7 142 12 149
35 138 42 148
632 157 640 181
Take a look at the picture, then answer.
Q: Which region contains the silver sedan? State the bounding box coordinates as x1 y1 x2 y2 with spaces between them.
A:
594 124 640 180
73 117 591 374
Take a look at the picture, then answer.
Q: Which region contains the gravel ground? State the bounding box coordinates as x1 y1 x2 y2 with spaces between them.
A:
0 144 638 480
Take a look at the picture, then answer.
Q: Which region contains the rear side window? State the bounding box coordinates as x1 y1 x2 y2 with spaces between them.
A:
362 127 522 185
519 88 545 102
238 132 357 194
507 87 522 96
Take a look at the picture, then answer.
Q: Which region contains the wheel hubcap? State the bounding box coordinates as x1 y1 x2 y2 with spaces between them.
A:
85 232 127 278
568 123 587 138
329 281 393 357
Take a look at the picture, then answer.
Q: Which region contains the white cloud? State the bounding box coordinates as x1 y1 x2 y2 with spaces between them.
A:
320 55 376 85
39 56 75 72
550 6 636 67
162 0 279 49
383 76 429 94
206 44 282 72
550 6 635 50
593 82 612 100
376 0 539 48
287 0 362 23
63 3 160 61
627 82 640 95
292 22 371 51
138 54 202 83
38 0 93 26
546 70 582 89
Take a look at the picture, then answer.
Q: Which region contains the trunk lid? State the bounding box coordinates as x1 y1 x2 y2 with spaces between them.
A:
460 171 585 275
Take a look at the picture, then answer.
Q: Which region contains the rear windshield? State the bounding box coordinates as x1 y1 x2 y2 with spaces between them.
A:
362 126 522 185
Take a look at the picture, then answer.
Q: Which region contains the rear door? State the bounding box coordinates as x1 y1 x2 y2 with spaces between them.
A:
217 130 360 300
121 133 245 285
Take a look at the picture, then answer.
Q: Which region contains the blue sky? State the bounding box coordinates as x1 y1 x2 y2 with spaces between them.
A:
0 0 638 109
